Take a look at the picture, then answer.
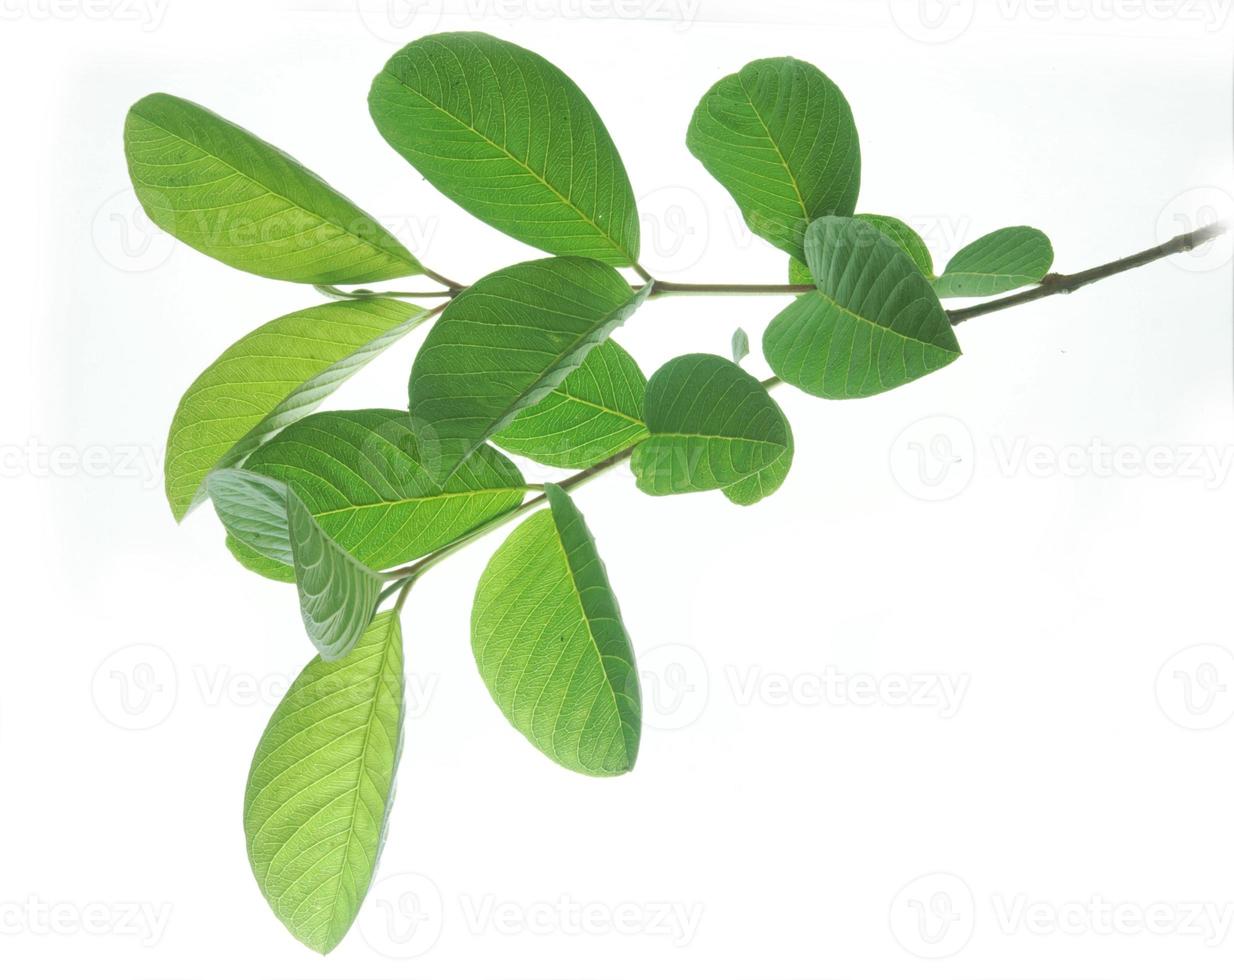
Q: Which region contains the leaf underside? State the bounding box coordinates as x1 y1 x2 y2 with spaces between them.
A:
165 298 429 521
369 32 640 266
125 93 420 284
764 217 961 398
687 56 860 262
471 484 640 776
789 214 934 282
244 611 404 954
933 225 1053 297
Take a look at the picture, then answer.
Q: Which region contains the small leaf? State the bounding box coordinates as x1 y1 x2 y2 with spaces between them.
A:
369 32 640 266
789 215 933 282
631 354 792 501
244 611 404 954
687 57 860 262
244 409 527 571
471 484 639 776
933 226 1053 297
491 340 647 469
165 298 430 521
409 258 650 478
764 217 961 398
207 470 382 661
125 93 421 284
730 327 750 363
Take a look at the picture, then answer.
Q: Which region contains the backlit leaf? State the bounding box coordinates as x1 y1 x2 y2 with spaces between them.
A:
789 214 933 282
471 484 639 776
631 354 792 501
408 258 649 478
165 298 430 521
687 57 860 262
125 93 421 284
369 32 640 266
764 217 961 398
491 340 647 469
244 611 404 954
933 226 1053 297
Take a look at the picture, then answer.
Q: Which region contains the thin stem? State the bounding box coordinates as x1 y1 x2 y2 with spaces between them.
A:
421 266 467 293
649 280 814 298
632 261 653 283
393 576 414 612
947 221 1228 324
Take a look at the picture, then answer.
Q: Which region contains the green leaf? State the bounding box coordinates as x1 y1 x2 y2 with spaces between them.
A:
409 258 650 478
789 215 933 282
933 226 1053 297
369 32 640 266
124 93 421 284
244 409 527 569
730 327 750 363
226 534 296 583
764 217 961 398
687 57 860 262
471 484 639 776
491 340 647 469
723 403 794 506
207 470 383 661
631 354 792 501
244 610 404 954
165 298 430 522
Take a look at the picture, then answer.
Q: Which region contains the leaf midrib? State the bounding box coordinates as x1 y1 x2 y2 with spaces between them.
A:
812 285 956 354
379 69 636 265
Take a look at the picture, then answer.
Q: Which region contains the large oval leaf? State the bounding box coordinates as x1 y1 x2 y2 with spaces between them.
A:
165 298 430 521
933 226 1053 297
244 611 404 954
207 470 382 661
631 354 792 500
491 340 647 469
687 57 860 262
369 32 640 266
764 217 961 398
471 484 639 776
409 258 650 478
125 93 421 284
243 409 527 572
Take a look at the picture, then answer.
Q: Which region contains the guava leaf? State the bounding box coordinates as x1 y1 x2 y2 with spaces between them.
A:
933 226 1053 297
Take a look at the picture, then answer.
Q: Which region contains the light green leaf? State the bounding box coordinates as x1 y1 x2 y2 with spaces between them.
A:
369 32 640 266
125 93 421 284
491 340 647 469
207 470 383 661
226 534 296 583
244 610 404 954
730 327 750 363
165 298 430 522
789 215 934 282
631 354 792 501
764 217 961 398
471 484 639 776
244 409 527 570
409 257 650 478
933 226 1053 297
687 57 860 262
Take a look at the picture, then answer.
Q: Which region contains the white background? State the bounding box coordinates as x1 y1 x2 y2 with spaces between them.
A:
2 0 1233 976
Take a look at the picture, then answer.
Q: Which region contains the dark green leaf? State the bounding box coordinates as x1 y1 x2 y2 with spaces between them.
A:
369 32 640 266
244 611 404 954
491 340 647 469
408 257 649 478
125 93 420 284
764 217 961 398
471 484 639 776
631 354 792 501
933 226 1053 297
687 57 860 262
165 298 431 521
